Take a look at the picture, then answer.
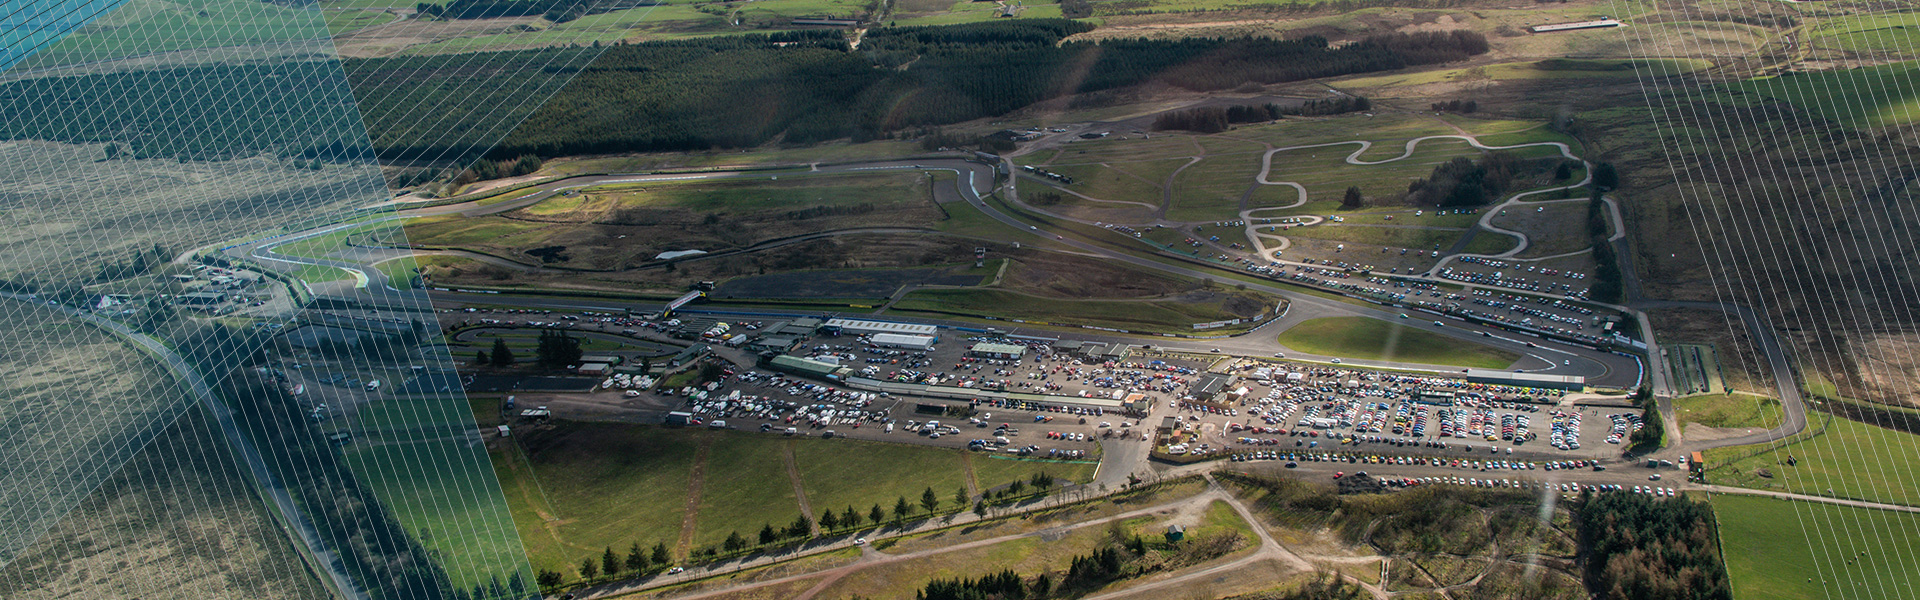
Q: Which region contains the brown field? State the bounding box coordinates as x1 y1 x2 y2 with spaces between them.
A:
0 411 328 599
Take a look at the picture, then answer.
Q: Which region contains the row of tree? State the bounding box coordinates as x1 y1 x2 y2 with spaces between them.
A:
1141 96 1376 132
912 544 1131 600
537 541 673 590
1586 166 1625 303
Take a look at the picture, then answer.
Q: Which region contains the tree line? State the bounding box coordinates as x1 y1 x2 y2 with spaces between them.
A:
1587 164 1624 303
1151 96 1373 132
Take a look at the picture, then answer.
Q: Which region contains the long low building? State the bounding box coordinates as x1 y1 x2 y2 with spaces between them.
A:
870 332 937 351
823 318 938 337
968 342 1027 359
1464 368 1586 391
767 354 852 380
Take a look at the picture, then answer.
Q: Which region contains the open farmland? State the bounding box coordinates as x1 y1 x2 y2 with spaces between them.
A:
491 421 1090 574
1726 61 1920 128
1713 494 1920 600
1674 393 1783 433
1276 317 1521 369
0 411 329 599
404 172 939 271
1705 415 1920 506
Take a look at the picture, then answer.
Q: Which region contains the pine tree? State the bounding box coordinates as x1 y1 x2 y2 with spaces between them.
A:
895 496 913 522
579 557 599 581
603 546 622 577
626 542 649 572
1341 186 1365 209
921 486 941 514
651 542 671 566
490 337 514 366
871 504 886 526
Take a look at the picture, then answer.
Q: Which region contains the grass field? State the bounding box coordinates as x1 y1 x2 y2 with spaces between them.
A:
1038 160 1182 208
1674 393 1783 431
345 438 526 588
1713 493 1920 600
541 141 928 176
325 8 400 35
375 257 420 290
1168 150 1266 221
1266 137 1485 206
24 0 329 66
890 288 1278 334
577 172 924 213
1337 58 1712 90
1807 11 1920 54
1706 415 1920 506
494 422 1093 574
1276 317 1521 369
1727 61 1920 128
1282 224 1471 251
693 436 803 548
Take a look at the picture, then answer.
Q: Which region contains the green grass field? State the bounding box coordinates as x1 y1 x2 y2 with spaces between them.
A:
1277 317 1521 369
1808 12 1920 54
1038 160 1182 208
1727 61 1920 128
1706 415 1920 506
693 436 803 548
1282 224 1471 251
890 288 1276 334
1713 493 1920 600
26 0 329 66
1268 137 1485 206
345 439 526 589
324 8 399 35
375 257 420 290
577 171 925 213
1337 58 1711 90
493 422 1092 573
1168 150 1266 221
1675 393 1782 431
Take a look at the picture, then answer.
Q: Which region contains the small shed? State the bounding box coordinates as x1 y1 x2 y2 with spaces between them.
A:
1164 524 1185 543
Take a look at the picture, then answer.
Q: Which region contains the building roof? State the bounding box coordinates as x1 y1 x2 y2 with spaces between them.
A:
769 354 848 378
1052 340 1085 351
1463 368 1585 387
824 318 937 335
969 342 1027 356
1194 373 1231 396
752 334 801 348
872 333 936 345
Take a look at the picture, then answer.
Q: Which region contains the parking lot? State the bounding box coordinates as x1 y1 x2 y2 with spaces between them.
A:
1156 361 1644 462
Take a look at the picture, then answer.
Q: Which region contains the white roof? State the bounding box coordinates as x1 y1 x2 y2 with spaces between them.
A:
825 318 937 335
871 333 936 346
